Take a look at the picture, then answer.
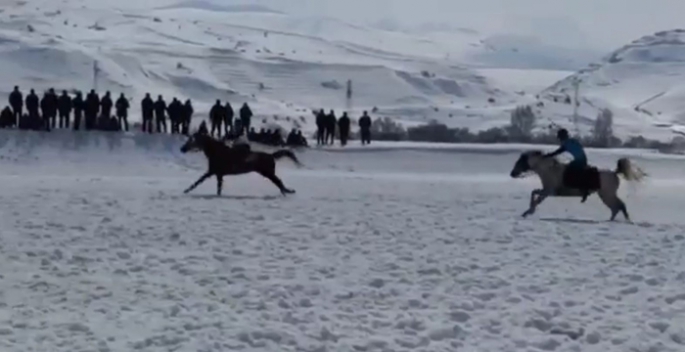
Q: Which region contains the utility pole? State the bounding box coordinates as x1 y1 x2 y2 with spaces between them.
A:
93 60 99 91
572 77 580 134
345 79 352 113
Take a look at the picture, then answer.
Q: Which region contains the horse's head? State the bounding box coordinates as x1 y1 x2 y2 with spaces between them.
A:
510 150 546 178
180 130 210 153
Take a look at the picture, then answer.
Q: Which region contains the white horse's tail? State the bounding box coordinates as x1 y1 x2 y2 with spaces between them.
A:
616 158 646 182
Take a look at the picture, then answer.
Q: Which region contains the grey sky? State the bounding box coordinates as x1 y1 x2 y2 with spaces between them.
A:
221 0 685 50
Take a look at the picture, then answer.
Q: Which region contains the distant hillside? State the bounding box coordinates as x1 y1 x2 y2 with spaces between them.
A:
537 29 685 141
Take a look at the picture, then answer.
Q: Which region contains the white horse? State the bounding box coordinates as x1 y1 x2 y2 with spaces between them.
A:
510 151 646 221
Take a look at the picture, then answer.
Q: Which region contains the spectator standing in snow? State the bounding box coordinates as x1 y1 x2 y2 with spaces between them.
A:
154 95 167 133
239 102 252 134
100 91 113 120
338 112 351 146
209 100 225 137
115 93 130 131
225 101 234 136
141 93 154 133
41 88 58 130
326 109 336 145
40 90 52 131
168 97 183 134
359 110 372 145
182 99 193 135
316 109 326 145
9 86 22 120
72 91 84 131
25 89 39 120
57 90 72 129
85 89 100 130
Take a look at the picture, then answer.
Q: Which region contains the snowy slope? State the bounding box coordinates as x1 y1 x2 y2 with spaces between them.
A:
2 130 685 351
0 0 593 137
540 29 685 140
0 0 495 131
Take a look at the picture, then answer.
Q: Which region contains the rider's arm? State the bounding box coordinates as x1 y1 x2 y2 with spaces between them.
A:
543 146 566 158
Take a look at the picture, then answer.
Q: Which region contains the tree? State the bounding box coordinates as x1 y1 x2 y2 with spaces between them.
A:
508 105 536 141
593 108 614 147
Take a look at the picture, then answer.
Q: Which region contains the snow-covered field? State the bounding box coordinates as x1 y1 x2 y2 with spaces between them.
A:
1 131 685 352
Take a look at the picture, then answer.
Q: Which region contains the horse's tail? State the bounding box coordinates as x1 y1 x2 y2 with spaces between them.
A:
615 157 646 182
272 149 302 167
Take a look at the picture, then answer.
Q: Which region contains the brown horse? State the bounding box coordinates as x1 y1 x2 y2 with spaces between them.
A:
510 151 646 221
180 131 301 196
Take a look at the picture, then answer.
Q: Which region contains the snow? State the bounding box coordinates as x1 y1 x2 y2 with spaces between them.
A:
2 130 685 351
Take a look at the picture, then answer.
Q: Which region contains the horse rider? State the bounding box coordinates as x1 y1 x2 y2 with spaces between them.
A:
542 128 590 202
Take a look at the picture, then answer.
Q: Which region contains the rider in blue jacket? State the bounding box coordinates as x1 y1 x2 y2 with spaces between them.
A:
543 128 590 201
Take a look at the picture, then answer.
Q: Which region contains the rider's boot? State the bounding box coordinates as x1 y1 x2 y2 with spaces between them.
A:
580 188 589 203
578 177 590 203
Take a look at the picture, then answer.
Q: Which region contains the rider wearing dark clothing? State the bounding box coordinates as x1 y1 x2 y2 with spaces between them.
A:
543 128 590 201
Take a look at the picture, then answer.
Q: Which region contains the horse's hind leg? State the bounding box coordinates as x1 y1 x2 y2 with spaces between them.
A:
260 171 295 195
617 198 629 221
598 191 629 221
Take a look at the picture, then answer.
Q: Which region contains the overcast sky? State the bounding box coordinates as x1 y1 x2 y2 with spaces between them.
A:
229 0 685 50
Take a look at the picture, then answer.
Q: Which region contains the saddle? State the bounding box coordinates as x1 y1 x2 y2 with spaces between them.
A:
563 165 600 191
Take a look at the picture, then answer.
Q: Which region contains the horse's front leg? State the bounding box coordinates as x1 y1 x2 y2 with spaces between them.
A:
184 171 212 194
522 189 549 217
216 175 223 196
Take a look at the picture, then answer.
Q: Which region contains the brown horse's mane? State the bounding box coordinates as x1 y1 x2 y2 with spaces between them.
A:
198 133 235 152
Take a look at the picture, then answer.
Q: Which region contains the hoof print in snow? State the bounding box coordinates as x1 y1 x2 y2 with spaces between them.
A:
428 324 465 341
586 331 601 344
369 278 385 288
649 321 670 333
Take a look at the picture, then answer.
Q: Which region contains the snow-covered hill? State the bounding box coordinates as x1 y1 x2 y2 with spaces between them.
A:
541 29 685 141
8 0 685 141
0 0 589 136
